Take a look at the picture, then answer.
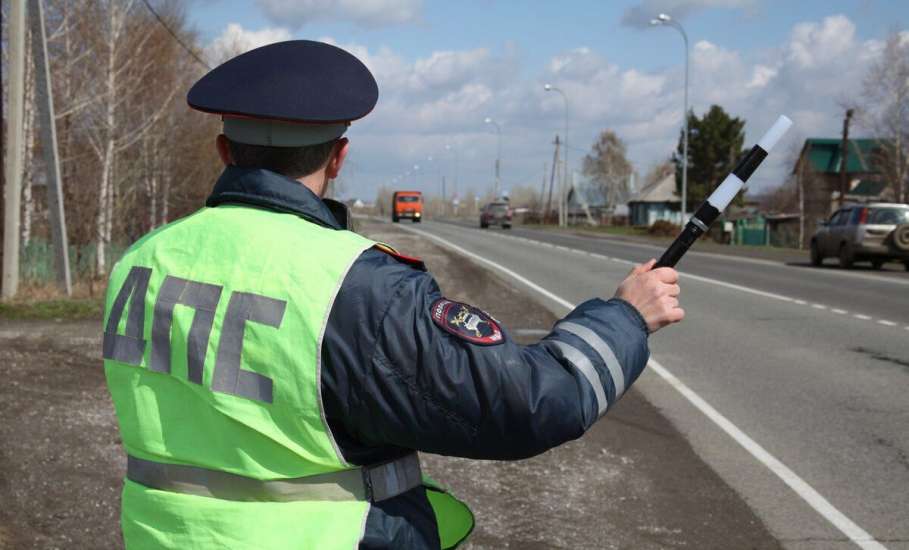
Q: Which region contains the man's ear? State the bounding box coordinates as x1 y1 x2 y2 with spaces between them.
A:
216 134 233 166
325 138 349 179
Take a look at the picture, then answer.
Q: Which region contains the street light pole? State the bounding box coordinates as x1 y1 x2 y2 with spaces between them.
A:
651 13 689 222
544 84 569 227
484 117 502 198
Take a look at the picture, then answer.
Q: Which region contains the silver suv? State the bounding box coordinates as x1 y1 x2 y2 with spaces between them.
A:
810 203 909 270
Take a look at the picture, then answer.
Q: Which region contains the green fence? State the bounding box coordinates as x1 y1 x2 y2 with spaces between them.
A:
734 217 768 246
20 240 128 283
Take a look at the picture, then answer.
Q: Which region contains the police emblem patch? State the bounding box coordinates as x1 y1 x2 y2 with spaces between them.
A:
431 298 504 345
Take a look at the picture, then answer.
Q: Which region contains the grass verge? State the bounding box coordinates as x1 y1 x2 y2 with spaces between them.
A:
0 298 103 320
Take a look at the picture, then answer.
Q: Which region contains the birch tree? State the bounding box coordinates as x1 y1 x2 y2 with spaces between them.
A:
583 130 634 207
858 30 909 203
83 0 177 273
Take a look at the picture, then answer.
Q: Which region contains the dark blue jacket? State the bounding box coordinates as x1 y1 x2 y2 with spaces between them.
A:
207 167 651 549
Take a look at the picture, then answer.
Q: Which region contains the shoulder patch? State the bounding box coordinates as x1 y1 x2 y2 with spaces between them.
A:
374 244 426 271
431 298 504 346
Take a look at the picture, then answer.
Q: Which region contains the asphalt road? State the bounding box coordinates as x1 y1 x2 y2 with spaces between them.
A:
397 220 909 550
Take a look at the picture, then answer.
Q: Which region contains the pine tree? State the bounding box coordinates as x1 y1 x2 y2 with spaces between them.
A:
673 105 746 212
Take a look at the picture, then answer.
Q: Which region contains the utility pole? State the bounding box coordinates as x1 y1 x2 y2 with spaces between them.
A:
547 135 561 223
540 162 547 215
3 1 27 300
29 0 72 295
798 164 805 250
839 108 854 208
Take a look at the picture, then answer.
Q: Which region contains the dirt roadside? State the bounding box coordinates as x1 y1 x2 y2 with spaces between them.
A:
0 220 780 550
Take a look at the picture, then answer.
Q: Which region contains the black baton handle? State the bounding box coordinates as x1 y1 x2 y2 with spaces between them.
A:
655 202 719 268
656 222 705 268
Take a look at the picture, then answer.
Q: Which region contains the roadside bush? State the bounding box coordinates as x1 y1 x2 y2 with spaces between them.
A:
648 220 680 236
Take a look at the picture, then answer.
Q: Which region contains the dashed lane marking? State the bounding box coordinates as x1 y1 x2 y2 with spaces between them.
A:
500 224 909 288
435 222 903 332
877 320 897 327
402 223 888 550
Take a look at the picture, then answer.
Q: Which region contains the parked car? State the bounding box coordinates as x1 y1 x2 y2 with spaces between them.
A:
392 190 422 223
810 202 909 270
480 202 512 229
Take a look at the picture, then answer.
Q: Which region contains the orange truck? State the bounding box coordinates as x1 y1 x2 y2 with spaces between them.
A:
392 191 423 223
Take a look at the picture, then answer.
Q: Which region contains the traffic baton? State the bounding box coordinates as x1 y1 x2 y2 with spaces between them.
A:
656 115 793 268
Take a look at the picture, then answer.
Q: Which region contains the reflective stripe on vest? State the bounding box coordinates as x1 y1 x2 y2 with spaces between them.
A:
127 453 422 503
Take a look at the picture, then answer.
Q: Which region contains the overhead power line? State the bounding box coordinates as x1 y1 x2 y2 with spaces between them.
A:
140 0 211 70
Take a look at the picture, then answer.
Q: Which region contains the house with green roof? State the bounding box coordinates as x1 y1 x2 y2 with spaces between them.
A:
791 137 894 247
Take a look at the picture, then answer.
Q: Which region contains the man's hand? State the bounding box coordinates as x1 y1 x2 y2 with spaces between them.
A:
614 259 684 333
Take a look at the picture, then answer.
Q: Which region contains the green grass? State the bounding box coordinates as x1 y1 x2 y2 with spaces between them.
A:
528 223 657 238
573 225 651 237
0 298 104 320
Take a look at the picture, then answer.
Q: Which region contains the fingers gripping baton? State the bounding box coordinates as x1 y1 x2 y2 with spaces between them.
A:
656 115 793 268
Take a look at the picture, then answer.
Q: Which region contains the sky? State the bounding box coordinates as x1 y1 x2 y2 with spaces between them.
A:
185 0 909 202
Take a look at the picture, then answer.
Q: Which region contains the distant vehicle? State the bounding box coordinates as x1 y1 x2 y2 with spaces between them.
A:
810 202 909 270
392 191 422 223
480 202 512 229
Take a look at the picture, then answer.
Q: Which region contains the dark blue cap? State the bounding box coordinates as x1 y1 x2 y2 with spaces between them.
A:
188 40 378 125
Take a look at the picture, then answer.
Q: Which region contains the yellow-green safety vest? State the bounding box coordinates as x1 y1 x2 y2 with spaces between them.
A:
103 204 474 549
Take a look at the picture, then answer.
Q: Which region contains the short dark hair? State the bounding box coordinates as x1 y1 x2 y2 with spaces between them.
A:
226 138 338 180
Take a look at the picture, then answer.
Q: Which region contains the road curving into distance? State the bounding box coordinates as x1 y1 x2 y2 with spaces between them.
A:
395 219 908 550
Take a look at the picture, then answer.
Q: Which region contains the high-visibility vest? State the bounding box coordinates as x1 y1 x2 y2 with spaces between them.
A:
103 204 474 549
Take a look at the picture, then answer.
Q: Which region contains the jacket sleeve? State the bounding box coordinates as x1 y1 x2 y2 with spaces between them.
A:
321 248 650 461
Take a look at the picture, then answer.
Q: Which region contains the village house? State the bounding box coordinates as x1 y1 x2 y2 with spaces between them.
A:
628 174 682 227
793 138 892 247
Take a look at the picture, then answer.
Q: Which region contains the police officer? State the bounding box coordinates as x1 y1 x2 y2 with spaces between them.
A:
102 40 684 549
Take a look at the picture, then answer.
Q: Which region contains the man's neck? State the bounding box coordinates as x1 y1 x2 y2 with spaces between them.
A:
297 173 327 198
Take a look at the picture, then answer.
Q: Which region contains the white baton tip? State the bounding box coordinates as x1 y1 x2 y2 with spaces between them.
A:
757 115 793 152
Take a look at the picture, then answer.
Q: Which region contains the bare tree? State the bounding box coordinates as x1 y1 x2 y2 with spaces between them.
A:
856 30 909 203
583 130 634 207
4 0 227 287
80 0 180 272
508 185 541 210
21 21 36 247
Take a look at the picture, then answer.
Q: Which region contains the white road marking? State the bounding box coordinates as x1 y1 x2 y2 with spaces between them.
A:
446 223 906 332
518 226 909 288
403 224 887 550
877 320 897 327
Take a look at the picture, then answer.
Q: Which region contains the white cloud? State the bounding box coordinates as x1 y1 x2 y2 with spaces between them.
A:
747 65 777 89
410 49 492 92
786 14 856 69
205 15 893 200
206 23 292 64
257 0 421 29
622 0 755 28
